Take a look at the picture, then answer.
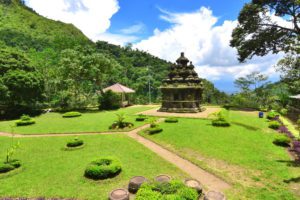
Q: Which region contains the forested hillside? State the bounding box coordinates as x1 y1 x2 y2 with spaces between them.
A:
0 0 227 118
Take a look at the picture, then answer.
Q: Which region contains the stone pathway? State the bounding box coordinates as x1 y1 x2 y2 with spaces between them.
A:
0 120 230 192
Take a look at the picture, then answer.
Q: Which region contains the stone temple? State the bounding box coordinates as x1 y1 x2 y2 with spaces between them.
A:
159 52 203 113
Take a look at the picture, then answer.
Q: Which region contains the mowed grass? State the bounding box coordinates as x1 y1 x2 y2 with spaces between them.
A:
140 110 300 200
0 106 157 134
0 134 186 199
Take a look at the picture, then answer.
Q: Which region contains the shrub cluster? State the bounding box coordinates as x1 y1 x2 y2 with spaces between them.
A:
99 90 120 110
62 111 82 118
135 180 198 200
84 157 122 180
268 121 281 130
66 137 84 148
15 114 35 126
136 114 147 121
267 110 279 120
0 159 21 174
165 118 178 123
273 135 291 147
109 121 133 129
211 110 230 127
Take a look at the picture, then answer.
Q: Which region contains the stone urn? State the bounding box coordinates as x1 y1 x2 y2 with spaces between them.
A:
204 191 226 200
109 188 130 200
184 178 202 194
155 174 171 183
128 176 147 194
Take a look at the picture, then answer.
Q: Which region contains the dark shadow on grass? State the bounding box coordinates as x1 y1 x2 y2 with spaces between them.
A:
283 177 300 183
231 122 260 131
276 160 300 167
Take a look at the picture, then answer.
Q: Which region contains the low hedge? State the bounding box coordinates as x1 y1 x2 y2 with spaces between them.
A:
165 118 178 123
0 159 21 174
135 180 198 200
67 138 84 148
212 119 230 127
268 121 281 129
84 157 122 180
136 114 147 121
148 127 163 135
15 119 35 126
273 135 291 147
62 111 82 118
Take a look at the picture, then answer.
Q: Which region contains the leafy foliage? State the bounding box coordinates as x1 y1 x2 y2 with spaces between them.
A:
99 90 120 110
268 121 281 130
135 180 198 200
230 0 300 62
84 157 122 180
165 118 179 123
109 113 134 129
273 135 291 147
211 109 231 127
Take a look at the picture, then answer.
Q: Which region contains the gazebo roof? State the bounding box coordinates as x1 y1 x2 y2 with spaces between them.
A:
103 83 135 93
290 94 300 99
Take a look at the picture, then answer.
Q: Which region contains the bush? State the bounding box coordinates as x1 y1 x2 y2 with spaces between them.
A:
148 127 163 135
62 111 81 118
99 90 120 110
279 108 288 116
273 135 291 147
165 118 178 123
66 137 84 148
0 159 21 174
267 110 279 120
136 114 147 121
136 180 198 200
15 114 35 126
84 157 122 180
268 121 281 129
0 163 15 173
212 119 230 127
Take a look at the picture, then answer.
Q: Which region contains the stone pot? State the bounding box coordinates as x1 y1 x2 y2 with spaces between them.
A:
184 178 203 194
203 191 226 200
155 174 171 183
128 176 147 194
109 188 129 200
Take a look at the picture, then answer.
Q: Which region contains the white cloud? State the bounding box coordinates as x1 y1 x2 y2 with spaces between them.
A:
96 33 138 46
120 23 145 35
134 7 283 82
25 0 120 42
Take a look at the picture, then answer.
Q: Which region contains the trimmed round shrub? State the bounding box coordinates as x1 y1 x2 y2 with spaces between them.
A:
15 114 35 126
84 157 122 180
136 115 147 122
136 180 198 200
67 137 84 148
165 118 178 123
62 111 82 118
15 119 35 126
268 121 281 129
148 127 163 135
273 135 291 147
0 163 15 173
279 108 288 116
212 119 230 127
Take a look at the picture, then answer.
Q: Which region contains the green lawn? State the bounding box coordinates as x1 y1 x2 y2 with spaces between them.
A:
0 134 186 199
140 110 300 200
0 106 157 134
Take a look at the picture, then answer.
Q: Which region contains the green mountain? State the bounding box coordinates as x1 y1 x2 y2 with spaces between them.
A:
0 0 227 114
0 0 91 51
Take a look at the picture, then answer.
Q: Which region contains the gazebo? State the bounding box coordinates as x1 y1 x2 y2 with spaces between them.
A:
103 83 135 107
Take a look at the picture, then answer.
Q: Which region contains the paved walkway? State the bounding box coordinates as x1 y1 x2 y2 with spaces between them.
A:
0 121 230 192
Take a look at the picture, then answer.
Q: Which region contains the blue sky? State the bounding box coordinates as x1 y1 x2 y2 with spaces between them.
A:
25 0 282 93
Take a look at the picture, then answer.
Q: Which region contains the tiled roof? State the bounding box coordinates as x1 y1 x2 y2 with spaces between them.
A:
103 83 135 93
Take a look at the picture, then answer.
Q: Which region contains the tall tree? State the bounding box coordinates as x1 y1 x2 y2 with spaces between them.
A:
231 0 300 62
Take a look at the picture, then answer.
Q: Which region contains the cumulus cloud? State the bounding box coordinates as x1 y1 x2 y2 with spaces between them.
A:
25 0 120 41
120 23 146 35
134 7 283 82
